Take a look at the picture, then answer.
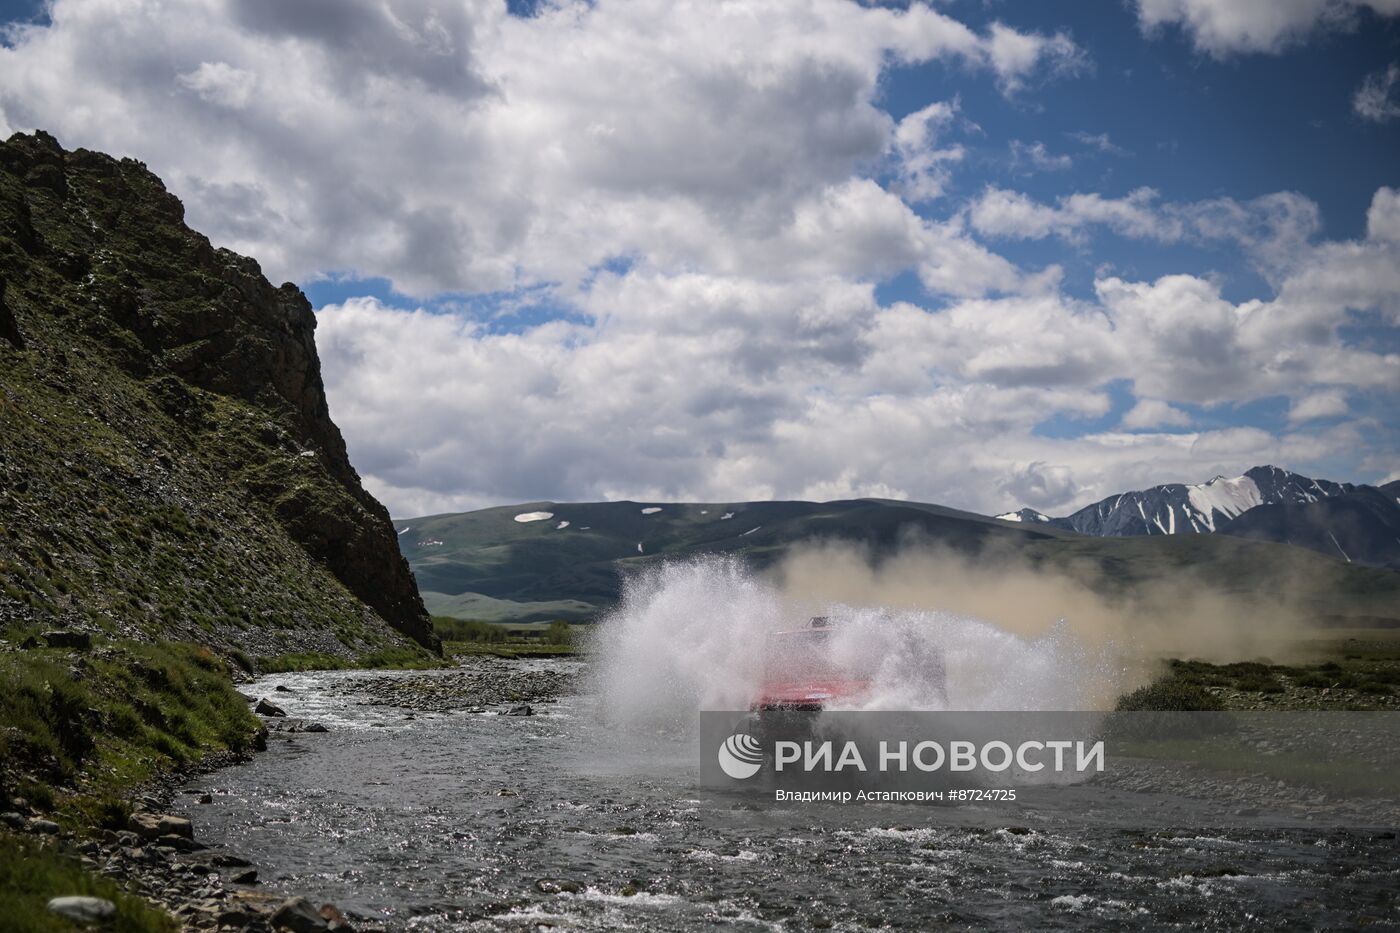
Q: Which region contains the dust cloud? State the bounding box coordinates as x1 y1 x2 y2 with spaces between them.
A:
592 540 1321 723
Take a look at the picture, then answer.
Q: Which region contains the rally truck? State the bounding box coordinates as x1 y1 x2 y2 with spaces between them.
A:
749 616 947 712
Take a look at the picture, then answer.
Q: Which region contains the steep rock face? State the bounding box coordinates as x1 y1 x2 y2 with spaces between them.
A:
0 131 435 652
1218 486 1400 569
0 275 23 348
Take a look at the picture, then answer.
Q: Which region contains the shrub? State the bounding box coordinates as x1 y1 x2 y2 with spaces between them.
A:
432 616 508 643
1115 680 1225 712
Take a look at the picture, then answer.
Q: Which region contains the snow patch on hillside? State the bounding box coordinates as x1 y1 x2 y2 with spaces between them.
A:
514 511 554 523
641 507 662 515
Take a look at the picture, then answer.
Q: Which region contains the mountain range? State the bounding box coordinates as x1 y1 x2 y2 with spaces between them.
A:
397 485 1400 625
994 464 1400 568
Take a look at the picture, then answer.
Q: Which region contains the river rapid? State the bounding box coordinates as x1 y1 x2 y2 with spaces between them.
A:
185 660 1400 931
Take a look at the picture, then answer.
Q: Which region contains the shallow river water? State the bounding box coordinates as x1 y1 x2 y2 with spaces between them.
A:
188 662 1400 931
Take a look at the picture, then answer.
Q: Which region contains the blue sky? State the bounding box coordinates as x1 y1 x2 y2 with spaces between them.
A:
1 1 1397 516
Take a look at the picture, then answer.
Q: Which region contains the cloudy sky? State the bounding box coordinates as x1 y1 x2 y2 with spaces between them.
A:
2 0 1398 518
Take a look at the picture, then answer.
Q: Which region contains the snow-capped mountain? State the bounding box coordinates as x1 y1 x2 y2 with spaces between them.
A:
1004 465 1354 538
992 507 1055 524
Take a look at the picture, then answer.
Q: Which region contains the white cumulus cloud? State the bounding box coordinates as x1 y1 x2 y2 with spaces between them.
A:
1122 399 1193 430
0 0 1086 297
1355 63 1400 122
1288 390 1350 424
1135 0 1400 56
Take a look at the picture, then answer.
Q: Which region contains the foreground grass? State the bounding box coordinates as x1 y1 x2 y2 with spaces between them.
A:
0 639 260 823
0 638 261 931
0 836 174 933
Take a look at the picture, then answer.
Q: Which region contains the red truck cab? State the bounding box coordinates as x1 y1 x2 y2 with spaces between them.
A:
750 617 874 711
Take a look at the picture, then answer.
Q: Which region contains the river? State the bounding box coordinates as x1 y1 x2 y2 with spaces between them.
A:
187 660 1399 930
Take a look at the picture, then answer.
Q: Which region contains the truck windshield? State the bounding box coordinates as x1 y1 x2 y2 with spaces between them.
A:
763 630 874 682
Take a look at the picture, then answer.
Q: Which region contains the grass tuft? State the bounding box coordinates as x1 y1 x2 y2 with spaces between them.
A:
0 835 174 933
0 640 260 807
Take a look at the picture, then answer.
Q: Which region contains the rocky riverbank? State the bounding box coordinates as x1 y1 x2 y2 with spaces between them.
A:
1 740 383 932
3 655 580 931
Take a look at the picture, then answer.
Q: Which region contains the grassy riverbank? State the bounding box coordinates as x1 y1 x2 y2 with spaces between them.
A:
1123 629 1400 712
0 639 261 813
254 644 449 673
0 630 447 932
0 637 266 931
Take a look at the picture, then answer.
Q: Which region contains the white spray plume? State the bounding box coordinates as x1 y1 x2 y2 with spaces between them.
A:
591 554 1125 727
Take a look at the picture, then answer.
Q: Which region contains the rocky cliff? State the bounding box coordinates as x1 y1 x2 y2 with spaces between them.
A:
0 131 436 655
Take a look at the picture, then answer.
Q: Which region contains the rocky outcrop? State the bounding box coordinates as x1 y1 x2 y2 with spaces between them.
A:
0 131 435 652
0 275 23 348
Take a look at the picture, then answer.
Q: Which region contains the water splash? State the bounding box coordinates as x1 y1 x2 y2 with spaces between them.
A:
592 556 1122 726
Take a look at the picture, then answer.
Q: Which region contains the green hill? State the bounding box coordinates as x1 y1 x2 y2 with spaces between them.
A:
398 499 1400 625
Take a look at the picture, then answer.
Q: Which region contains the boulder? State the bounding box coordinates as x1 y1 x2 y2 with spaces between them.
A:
270 897 329 933
232 868 258 884
535 878 582 894
27 818 61 835
216 908 260 927
504 704 533 717
156 833 201 851
47 896 116 923
128 812 193 840
43 630 91 650
256 697 287 717
159 815 193 838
